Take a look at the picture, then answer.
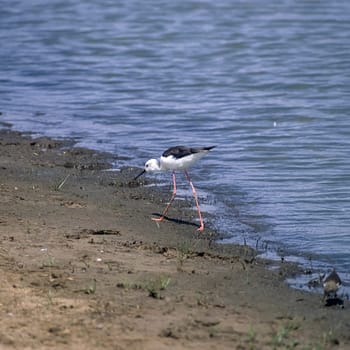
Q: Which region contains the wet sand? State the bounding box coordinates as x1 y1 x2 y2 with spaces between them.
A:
0 128 349 349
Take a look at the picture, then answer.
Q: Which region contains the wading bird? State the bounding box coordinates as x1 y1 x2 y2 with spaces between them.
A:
134 145 216 231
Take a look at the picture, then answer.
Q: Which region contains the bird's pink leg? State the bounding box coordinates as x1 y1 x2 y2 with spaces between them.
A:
152 171 177 222
184 170 204 231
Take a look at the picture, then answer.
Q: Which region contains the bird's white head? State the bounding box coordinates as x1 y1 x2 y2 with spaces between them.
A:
133 158 161 181
144 158 161 172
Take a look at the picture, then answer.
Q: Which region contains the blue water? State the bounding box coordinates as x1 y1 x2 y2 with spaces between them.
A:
1 0 350 291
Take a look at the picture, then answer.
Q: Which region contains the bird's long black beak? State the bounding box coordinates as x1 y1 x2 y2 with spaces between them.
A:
133 169 146 181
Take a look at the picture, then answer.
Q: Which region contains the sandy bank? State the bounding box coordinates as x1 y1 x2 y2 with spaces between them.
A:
0 128 349 350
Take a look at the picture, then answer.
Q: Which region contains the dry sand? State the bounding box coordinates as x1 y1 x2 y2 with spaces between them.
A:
0 128 349 349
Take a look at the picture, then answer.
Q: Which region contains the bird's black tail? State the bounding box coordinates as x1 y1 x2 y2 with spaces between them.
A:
203 146 216 151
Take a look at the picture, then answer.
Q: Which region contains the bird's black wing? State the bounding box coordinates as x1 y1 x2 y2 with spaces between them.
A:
162 145 216 159
162 146 192 159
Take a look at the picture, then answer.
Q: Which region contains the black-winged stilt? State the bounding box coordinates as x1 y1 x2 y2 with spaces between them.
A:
134 145 216 231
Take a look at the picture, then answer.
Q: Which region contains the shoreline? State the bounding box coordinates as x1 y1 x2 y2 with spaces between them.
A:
0 127 349 349
0 121 342 287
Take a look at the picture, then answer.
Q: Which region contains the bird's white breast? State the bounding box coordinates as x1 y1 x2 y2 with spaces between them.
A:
160 152 207 171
